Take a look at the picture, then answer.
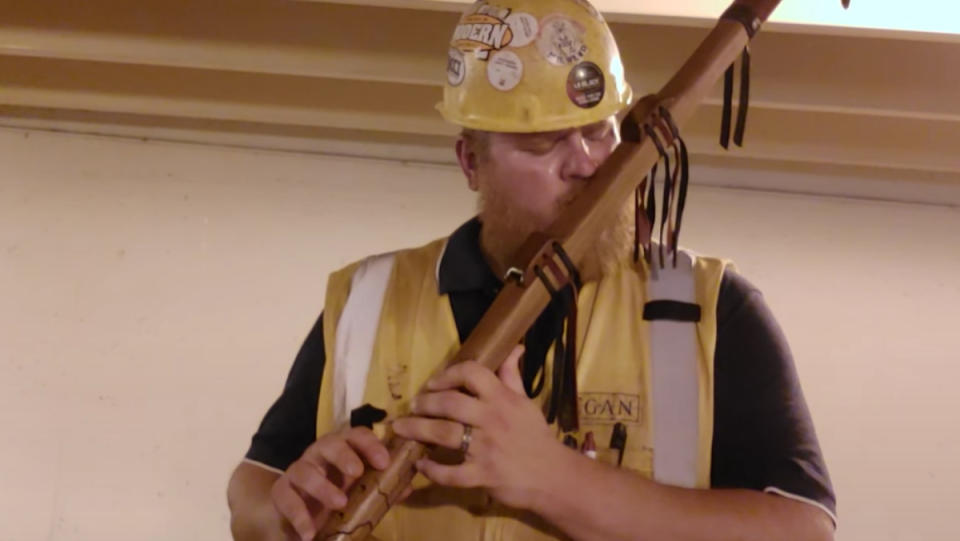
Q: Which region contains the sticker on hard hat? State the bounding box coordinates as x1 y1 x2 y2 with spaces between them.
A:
537 15 588 66
487 50 524 91
447 48 466 86
452 3 515 60
505 12 538 48
567 61 604 108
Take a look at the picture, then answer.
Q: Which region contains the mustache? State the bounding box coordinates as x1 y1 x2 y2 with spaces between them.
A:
557 184 587 210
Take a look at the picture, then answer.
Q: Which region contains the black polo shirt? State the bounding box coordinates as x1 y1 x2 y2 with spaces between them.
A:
245 218 837 521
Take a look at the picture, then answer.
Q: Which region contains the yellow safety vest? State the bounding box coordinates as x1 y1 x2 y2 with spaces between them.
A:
318 236 728 541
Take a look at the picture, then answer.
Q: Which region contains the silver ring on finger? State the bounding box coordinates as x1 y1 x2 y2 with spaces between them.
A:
459 423 473 454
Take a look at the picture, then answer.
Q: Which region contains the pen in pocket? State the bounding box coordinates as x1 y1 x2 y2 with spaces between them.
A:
581 431 597 459
610 422 627 466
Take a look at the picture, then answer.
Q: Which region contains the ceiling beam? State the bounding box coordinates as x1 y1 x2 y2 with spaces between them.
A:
2 0 957 189
3 3 956 120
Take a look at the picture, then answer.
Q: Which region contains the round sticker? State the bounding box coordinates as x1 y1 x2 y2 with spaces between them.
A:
447 48 466 86
536 15 588 66
487 50 523 91
505 12 539 48
567 61 604 108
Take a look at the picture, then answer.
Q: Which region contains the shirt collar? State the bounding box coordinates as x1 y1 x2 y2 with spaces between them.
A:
437 217 502 295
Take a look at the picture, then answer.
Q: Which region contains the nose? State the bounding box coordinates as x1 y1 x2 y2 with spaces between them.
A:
560 130 600 182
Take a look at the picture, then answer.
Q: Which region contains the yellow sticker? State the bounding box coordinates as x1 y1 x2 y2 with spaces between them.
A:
452 3 515 60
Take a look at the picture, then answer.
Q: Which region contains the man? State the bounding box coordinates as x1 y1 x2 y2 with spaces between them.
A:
227 0 836 540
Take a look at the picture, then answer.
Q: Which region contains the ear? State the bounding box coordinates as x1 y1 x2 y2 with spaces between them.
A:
455 137 481 192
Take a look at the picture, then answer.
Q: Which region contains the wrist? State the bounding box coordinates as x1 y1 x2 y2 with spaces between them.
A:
527 440 588 517
245 497 288 541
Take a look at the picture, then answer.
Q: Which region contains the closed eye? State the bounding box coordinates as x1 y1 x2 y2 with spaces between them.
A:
517 131 566 154
583 124 612 142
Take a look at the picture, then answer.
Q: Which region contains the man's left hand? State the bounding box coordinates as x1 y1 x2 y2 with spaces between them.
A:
392 345 568 511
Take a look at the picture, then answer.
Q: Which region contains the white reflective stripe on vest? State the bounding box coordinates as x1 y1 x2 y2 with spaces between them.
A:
332 252 396 428
647 248 701 488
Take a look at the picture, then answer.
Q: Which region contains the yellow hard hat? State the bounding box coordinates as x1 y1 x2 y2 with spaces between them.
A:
437 0 632 133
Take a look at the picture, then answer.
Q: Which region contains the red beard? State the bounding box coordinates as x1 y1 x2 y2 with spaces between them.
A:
476 181 634 283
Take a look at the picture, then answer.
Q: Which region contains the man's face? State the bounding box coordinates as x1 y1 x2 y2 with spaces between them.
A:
476 117 620 234
464 116 629 278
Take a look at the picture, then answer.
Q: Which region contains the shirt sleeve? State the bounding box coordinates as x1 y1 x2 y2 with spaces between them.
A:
710 271 837 523
244 313 325 472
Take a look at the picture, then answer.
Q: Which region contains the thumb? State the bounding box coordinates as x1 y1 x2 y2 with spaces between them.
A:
497 344 526 395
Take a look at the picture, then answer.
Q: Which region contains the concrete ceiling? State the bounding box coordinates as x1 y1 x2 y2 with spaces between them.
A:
2 0 959 201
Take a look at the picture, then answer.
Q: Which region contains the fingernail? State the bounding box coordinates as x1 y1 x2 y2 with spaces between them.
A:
410 397 419 412
334 492 348 508
373 448 390 468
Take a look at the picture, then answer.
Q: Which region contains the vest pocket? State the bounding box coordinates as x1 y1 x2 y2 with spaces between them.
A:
588 445 653 478
575 424 654 479
619 446 654 477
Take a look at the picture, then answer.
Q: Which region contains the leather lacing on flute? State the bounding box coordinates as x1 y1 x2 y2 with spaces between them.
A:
522 242 582 434
626 106 691 270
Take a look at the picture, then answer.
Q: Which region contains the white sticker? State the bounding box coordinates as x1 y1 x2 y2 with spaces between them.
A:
487 50 523 91
536 15 588 66
505 12 538 48
447 48 466 86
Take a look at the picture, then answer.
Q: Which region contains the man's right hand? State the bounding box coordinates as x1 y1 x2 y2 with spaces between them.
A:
271 426 391 540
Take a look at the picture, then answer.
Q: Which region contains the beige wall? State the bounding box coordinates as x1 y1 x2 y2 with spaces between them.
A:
1 126 958 540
